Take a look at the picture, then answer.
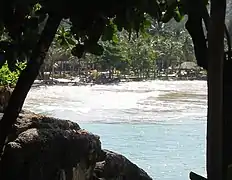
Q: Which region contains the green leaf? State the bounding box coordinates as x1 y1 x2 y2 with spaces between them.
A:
66 37 76 46
144 19 151 29
112 34 119 43
173 9 184 22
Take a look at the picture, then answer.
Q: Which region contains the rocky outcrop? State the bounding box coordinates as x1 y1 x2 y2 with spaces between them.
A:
0 111 152 180
0 112 101 180
94 150 152 180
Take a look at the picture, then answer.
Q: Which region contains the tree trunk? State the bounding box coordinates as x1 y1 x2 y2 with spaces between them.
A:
39 65 45 80
109 66 112 79
222 60 232 179
222 20 232 179
0 15 61 157
207 0 226 180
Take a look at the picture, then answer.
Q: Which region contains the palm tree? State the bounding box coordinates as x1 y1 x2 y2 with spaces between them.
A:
39 23 77 80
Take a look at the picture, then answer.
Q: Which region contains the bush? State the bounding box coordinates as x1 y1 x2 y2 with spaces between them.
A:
0 62 26 87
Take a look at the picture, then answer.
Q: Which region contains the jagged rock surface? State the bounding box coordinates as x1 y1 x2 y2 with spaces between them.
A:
94 150 152 180
0 112 101 180
0 111 153 180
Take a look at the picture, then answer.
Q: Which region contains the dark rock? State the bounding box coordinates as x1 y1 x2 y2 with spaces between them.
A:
0 111 101 180
6 112 81 142
94 150 152 180
0 86 12 113
0 111 153 180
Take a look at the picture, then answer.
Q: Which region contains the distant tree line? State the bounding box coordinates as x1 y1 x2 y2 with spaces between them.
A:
39 19 197 80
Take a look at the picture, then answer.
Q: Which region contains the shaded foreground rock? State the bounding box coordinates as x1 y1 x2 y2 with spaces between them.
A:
94 150 152 180
0 111 152 180
0 86 12 113
0 112 101 180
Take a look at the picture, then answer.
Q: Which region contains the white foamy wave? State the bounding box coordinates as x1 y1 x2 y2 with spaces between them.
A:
24 80 207 124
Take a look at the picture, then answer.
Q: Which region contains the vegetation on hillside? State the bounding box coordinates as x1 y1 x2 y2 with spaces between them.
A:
40 20 197 82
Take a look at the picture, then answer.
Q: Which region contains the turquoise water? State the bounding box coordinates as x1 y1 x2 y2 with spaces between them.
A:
81 122 206 179
24 80 207 179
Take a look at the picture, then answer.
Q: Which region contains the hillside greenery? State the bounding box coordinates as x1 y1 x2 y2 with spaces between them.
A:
40 19 197 81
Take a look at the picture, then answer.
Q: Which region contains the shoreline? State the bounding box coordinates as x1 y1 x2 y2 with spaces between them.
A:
33 76 207 87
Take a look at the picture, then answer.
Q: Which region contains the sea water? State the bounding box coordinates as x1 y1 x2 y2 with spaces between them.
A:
24 80 207 180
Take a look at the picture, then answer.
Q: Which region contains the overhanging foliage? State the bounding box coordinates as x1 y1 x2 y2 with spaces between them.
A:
0 0 209 71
